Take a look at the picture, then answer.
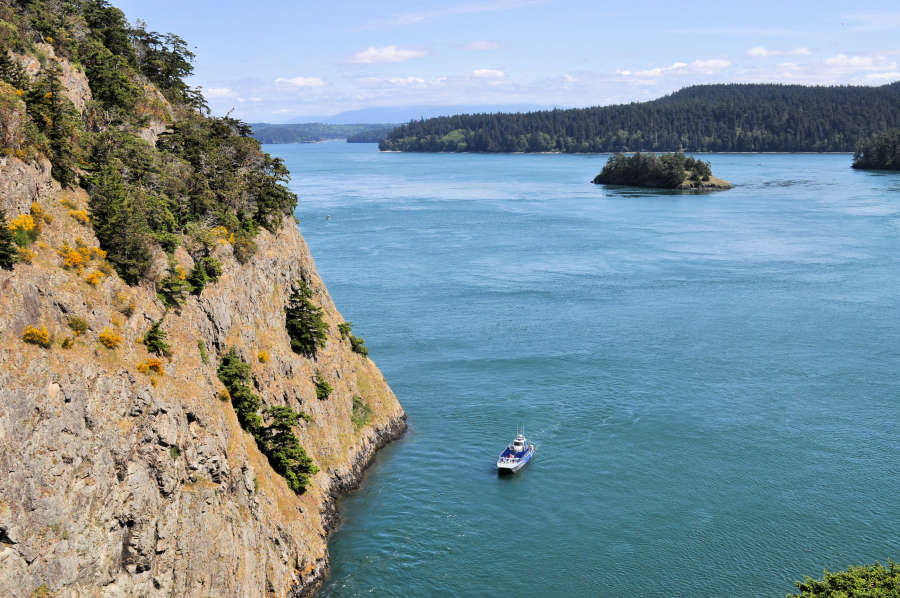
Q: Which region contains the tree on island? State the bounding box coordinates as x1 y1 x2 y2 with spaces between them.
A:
852 129 900 171
592 152 720 189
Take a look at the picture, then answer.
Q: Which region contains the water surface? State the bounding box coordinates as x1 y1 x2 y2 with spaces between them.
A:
267 142 900 597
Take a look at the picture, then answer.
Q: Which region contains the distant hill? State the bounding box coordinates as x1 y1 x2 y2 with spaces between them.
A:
288 104 556 125
250 123 395 144
379 82 900 153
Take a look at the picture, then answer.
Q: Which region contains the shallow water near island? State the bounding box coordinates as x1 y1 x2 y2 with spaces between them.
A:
268 142 900 597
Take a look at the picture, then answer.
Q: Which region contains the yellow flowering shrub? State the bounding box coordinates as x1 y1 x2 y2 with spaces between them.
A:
62 248 85 269
98 327 122 349
17 247 35 264
85 270 105 286
137 358 165 375
22 325 51 348
8 214 35 232
257 350 269 363
217 388 231 401
68 209 89 225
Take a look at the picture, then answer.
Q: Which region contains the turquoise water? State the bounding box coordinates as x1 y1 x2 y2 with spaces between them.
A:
268 142 900 597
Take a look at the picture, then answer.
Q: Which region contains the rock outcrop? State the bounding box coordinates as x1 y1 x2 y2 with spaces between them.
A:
0 153 405 597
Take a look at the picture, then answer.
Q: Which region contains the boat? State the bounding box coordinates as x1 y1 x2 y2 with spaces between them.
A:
496 430 535 473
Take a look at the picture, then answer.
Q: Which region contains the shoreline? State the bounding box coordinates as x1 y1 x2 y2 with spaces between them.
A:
293 413 408 597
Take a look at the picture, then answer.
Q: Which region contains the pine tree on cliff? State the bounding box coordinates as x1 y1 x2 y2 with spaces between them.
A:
0 209 17 270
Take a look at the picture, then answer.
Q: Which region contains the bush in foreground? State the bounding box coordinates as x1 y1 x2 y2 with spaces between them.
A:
789 561 899 597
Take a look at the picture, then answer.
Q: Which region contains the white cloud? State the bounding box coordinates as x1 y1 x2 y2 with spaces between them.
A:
562 74 577 82
275 76 327 88
825 54 898 72
748 46 811 57
618 59 731 78
465 40 501 51
865 71 900 80
205 87 236 98
348 45 428 64
389 76 427 86
472 68 506 79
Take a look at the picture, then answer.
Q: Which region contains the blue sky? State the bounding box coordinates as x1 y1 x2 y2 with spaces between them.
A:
114 0 900 121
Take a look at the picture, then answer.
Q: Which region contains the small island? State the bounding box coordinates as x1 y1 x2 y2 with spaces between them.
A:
852 128 900 171
592 152 732 190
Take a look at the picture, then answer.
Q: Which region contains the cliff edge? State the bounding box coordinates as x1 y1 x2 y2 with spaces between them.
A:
0 3 405 596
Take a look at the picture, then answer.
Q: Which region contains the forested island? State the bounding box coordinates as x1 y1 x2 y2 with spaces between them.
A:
250 122 394 144
592 153 732 190
852 128 900 170
379 82 900 153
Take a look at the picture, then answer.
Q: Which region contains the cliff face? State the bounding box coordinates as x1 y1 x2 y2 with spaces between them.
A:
0 53 404 598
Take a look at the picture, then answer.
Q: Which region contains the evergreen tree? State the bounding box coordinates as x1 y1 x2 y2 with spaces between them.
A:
143 320 171 356
86 162 152 284
285 280 328 358
260 406 319 493
0 209 17 270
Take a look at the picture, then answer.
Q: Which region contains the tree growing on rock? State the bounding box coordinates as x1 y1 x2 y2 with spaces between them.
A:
0 209 17 270
285 279 328 358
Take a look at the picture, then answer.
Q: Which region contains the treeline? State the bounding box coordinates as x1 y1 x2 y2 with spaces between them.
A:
379 82 900 153
250 122 394 144
0 0 296 284
592 153 712 188
852 128 900 170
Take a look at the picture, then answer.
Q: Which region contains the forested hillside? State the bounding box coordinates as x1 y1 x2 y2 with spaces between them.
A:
0 0 296 284
379 82 900 153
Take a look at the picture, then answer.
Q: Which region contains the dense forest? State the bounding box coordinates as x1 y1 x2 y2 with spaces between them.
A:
852 128 900 170
250 122 394 144
379 82 900 153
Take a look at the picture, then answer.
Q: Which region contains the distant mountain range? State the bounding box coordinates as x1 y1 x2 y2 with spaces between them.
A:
252 104 560 144
249 123 395 145
379 82 900 153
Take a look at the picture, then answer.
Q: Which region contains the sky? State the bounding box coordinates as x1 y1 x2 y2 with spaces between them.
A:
113 0 900 122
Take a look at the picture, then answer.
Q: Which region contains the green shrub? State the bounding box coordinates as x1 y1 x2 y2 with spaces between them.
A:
157 265 191 308
351 396 372 430
66 315 88 336
789 561 900 597
338 321 353 339
169 445 180 460
350 334 369 357
188 256 222 294
197 340 209 365
313 373 333 400
143 320 171 356
285 280 328 358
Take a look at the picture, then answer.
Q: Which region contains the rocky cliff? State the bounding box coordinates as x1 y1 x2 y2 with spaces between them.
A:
0 31 405 598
